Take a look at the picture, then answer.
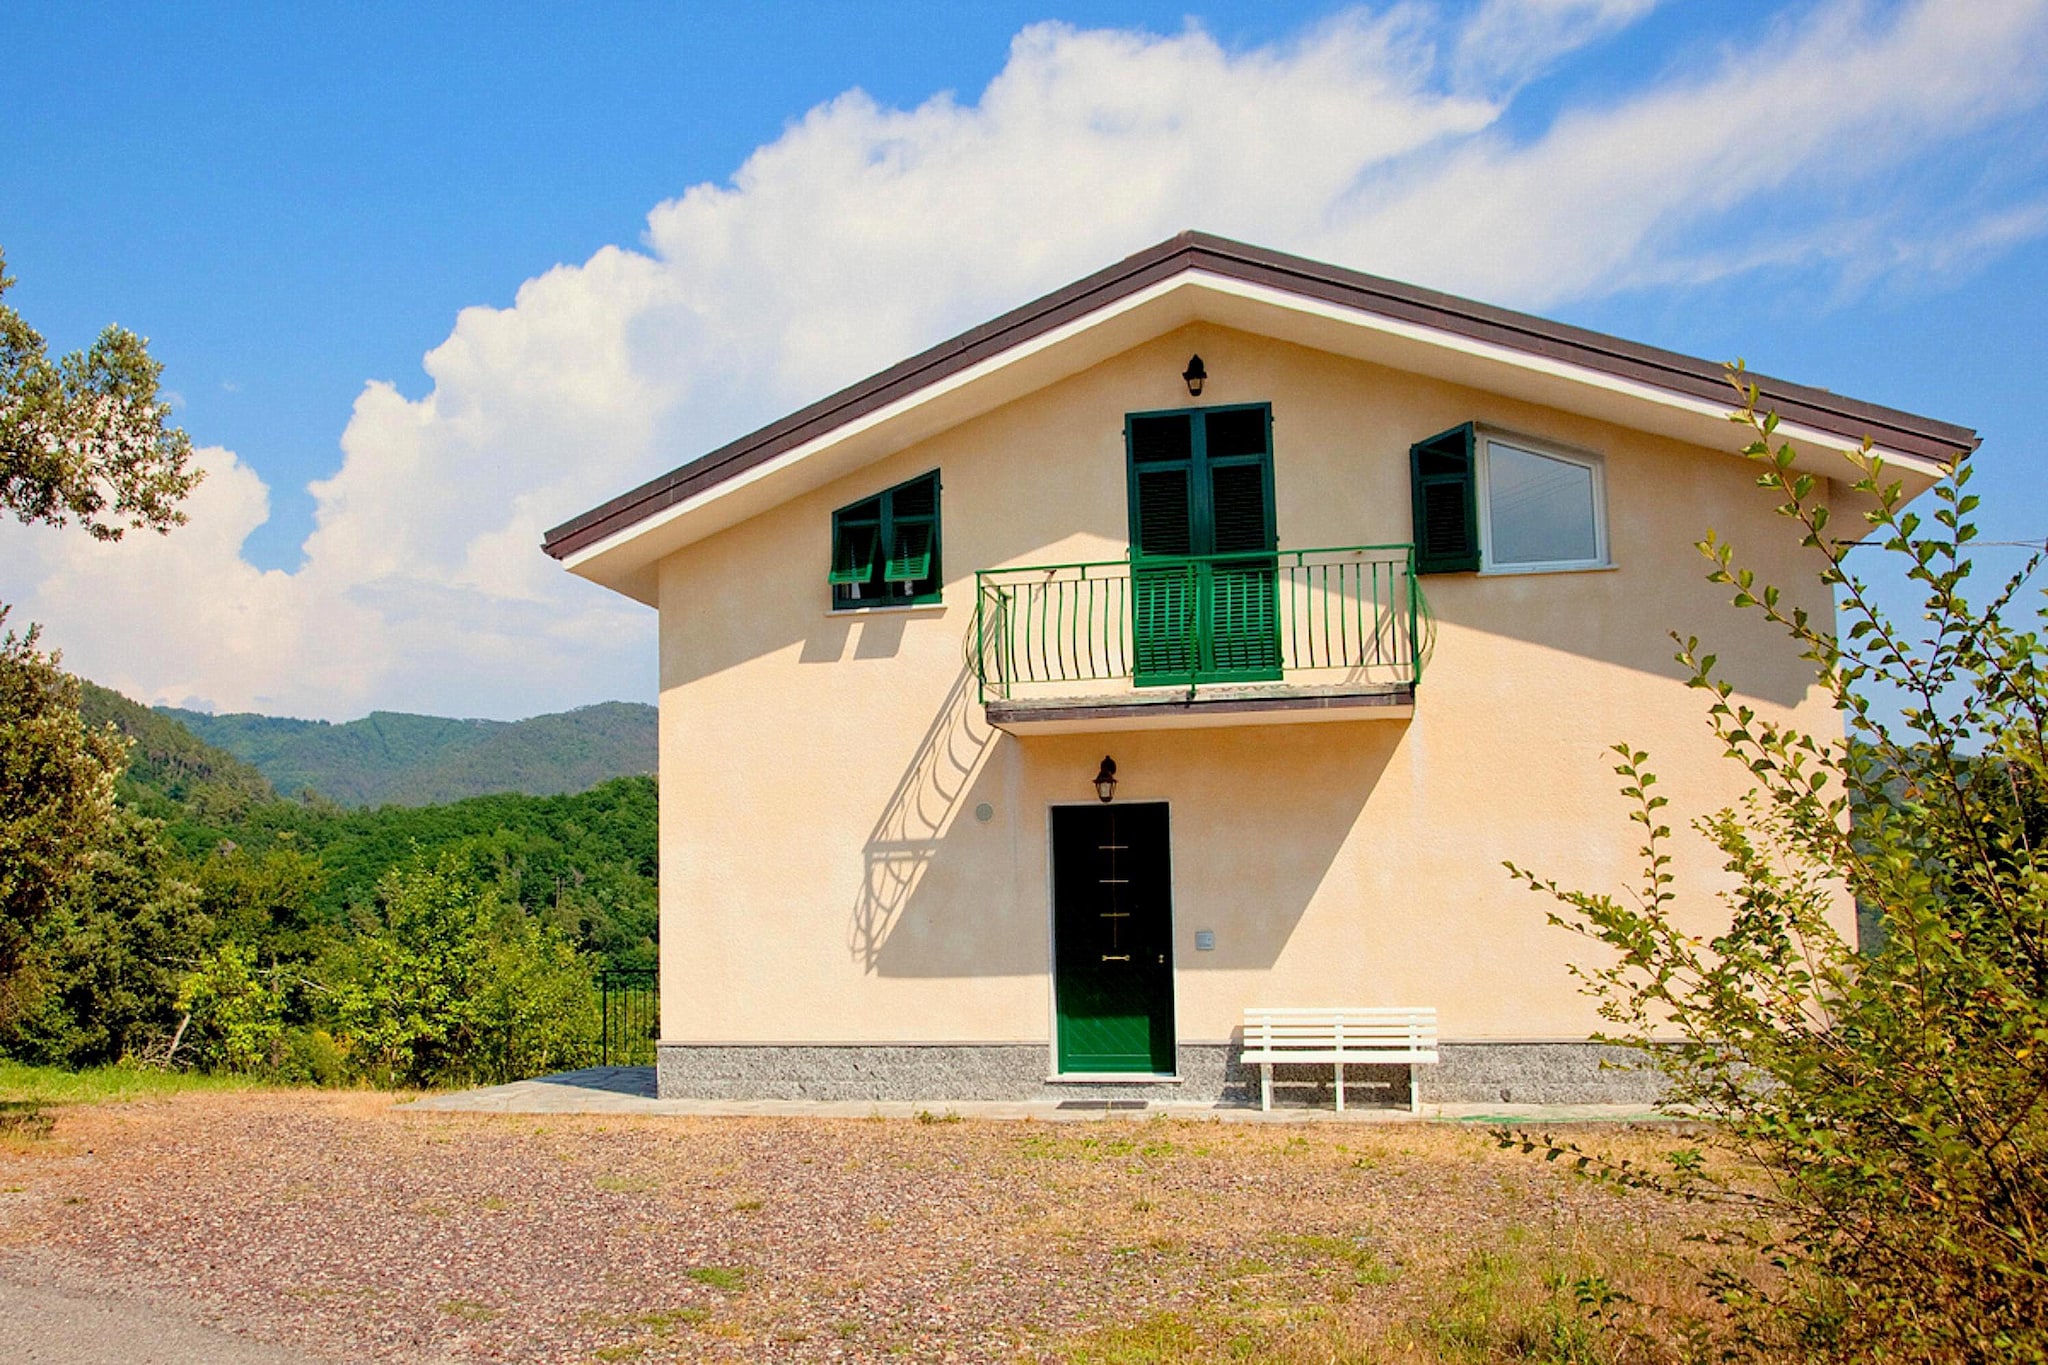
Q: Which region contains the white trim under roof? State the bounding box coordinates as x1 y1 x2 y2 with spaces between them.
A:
564 265 1944 606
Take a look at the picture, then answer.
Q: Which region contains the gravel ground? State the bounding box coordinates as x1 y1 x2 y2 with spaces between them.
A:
0 1091 1704 1363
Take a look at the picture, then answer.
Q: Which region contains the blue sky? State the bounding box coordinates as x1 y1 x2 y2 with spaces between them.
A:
1 1 2043 719
10 1 1379 571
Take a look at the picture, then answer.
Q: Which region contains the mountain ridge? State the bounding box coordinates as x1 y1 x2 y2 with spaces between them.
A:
76 680 278 817
158 700 657 807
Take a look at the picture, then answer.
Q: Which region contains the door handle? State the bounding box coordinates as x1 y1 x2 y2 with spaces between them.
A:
1101 954 1130 962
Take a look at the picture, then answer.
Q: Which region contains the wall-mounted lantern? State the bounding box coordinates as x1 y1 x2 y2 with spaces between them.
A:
1181 354 1207 397
1093 756 1119 803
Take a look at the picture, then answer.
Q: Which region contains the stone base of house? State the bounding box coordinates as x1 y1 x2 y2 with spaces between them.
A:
654 1040 1662 1108
1431 1042 1663 1105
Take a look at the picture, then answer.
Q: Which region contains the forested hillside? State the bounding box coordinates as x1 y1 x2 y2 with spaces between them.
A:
77 681 275 816
158 776 659 968
163 700 657 806
2 681 657 1085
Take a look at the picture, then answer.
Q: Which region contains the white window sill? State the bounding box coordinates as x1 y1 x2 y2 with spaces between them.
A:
1045 1073 1185 1085
826 601 948 618
1476 562 1617 578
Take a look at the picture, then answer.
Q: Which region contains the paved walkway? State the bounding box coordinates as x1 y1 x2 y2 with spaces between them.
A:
402 1067 1671 1124
0 1269 329 1365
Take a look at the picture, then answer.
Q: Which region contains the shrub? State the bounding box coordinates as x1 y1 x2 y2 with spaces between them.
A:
273 1027 346 1087
1509 375 2047 1362
178 939 284 1071
332 853 598 1087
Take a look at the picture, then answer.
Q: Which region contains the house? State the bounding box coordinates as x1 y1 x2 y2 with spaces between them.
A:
543 233 1974 1106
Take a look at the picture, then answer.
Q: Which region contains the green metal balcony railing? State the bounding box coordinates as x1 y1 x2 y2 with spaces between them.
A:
972 545 1430 703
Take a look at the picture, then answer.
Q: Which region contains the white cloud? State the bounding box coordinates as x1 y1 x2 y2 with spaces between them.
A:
1453 0 1660 90
1339 0 2048 303
2 0 2043 720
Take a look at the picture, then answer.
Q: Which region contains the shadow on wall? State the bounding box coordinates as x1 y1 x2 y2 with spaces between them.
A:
801 610 911 664
847 662 1000 972
859 706 1403 979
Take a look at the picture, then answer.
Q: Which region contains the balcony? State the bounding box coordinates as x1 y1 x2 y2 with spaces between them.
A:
971 546 1429 732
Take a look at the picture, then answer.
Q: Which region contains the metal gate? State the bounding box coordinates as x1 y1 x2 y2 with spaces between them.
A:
600 968 658 1066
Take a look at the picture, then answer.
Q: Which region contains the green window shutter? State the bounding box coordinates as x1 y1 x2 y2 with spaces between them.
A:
1133 466 1194 558
828 474 940 605
1126 403 1280 685
1132 568 1195 677
884 518 935 582
1411 423 1480 574
882 472 940 590
1203 409 1279 674
830 512 880 584
1207 459 1271 554
1207 560 1279 671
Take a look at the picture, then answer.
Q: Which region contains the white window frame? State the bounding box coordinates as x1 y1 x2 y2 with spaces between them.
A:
1474 429 1611 575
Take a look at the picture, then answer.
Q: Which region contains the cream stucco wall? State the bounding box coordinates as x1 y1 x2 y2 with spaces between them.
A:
653 322 1845 1052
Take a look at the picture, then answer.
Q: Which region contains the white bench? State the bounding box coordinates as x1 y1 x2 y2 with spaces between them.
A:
1241 1007 1439 1113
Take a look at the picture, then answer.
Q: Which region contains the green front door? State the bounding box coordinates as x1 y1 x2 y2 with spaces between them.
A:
1053 802 1176 1074
1127 404 1281 686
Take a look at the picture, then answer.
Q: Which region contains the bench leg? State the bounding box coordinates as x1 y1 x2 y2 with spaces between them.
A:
1409 1062 1420 1116
1334 1062 1345 1113
1261 1063 1272 1113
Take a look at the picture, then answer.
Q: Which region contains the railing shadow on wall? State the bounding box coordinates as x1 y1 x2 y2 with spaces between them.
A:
846 662 999 972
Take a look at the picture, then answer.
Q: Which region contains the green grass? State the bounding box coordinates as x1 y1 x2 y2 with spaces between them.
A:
686 1265 749 1292
1416 1247 1622 1364
1059 1309 1307 1364
0 1061 269 1106
1274 1232 1397 1287
437 1298 499 1322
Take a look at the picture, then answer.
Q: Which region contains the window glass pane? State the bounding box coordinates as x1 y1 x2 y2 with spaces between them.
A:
1202 407 1266 459
1130 414 1192 463
890 475 936 520
830 522 879 584
1487 442 1598 565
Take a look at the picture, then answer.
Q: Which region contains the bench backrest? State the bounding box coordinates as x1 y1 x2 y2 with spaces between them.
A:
1242 1007 1438 1058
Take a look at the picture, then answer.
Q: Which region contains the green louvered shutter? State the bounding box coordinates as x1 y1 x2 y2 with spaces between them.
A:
830 498 882 585
1203 442 1280 678
883 473 938 582
1129 415 1196 681
1411 423 1480 574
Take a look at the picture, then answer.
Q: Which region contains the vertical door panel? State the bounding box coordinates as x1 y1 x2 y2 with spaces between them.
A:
1053 803 1176 1074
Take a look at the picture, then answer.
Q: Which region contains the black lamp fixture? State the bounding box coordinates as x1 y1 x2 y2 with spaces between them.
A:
1092 756 1119 803
1181 354 1207 397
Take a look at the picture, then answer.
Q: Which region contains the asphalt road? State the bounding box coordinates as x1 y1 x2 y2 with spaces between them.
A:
0 1274 322 1365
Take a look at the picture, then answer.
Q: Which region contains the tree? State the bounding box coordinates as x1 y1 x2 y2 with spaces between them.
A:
0 807 205 1065
1 247 199 1019
0 612 128 1008
1509 374 2047 1362
1 248 199 541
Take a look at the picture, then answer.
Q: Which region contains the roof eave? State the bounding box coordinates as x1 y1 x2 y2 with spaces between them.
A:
543 232 1977 568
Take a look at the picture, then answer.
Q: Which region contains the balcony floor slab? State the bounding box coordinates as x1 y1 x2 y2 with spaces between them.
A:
986 682 1415 733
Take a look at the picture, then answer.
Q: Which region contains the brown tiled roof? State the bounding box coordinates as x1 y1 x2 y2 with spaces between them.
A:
543 230 1978 560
